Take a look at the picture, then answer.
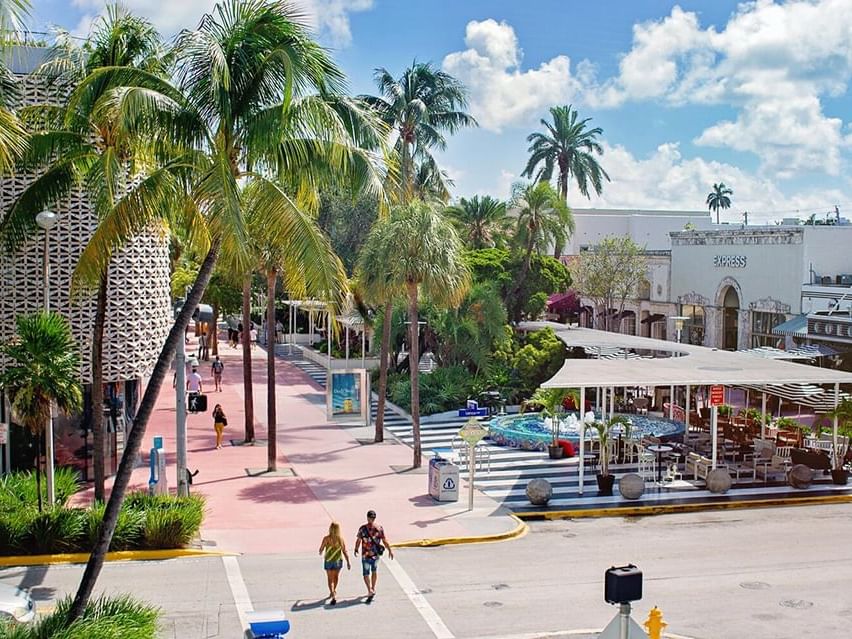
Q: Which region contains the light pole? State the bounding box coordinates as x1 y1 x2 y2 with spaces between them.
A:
174 289 190 497
35 210 58 505
670 315 688 344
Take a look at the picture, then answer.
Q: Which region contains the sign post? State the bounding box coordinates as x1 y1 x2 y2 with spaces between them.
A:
709 385 724 469
458 418 488 511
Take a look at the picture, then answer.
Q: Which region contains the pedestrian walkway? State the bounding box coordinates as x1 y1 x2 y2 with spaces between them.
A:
76 335 521 555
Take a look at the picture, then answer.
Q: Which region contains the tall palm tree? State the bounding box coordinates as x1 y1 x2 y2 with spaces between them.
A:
361 61 476 202
69 0 384 621
384 202 470 467
0 0 30 172
445 195 507 249
0 312 82 511
1 8 173 503
508 182 574 322
521 104 609 210
360 62 474 439
706 182 733 224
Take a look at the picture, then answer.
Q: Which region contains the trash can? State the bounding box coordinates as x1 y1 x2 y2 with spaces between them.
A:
429 456 459 502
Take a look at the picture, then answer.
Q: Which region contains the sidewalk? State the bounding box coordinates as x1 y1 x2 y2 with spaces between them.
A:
79 335 521 555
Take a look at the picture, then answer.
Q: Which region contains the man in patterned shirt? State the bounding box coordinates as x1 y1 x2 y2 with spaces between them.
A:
353 509 394 603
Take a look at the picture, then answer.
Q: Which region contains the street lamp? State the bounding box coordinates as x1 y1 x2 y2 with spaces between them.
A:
174 290 191 497
35 210 58 504
670 316 689 344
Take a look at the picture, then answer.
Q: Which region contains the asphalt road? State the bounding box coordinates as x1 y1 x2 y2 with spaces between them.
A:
3 504 851 638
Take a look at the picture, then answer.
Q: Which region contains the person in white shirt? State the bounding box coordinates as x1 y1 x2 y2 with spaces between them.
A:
187 367 203 394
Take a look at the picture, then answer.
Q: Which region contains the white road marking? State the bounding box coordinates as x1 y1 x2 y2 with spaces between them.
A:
384 556 455 639
222 555 253 632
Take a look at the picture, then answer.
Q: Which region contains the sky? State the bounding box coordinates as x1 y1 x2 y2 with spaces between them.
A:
26 0 852 224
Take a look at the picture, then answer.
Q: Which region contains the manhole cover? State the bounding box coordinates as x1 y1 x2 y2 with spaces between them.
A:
780 599 813 609
492 583 510 590
740 581 771 590
483 601 503 608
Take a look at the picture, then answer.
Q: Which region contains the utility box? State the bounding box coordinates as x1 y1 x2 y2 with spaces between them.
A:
428 456 459 502
604 564 643 604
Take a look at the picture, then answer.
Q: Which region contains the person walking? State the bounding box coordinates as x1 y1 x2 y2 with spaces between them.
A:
353 510 393 603
212 404 227 449
319 522 350 605
249 325 258 349
211 356 225 392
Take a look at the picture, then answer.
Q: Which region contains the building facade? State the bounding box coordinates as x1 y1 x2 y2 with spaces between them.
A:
0 46 172 476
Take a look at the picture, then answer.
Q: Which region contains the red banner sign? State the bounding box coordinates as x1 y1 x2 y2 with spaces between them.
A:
710 385 725 407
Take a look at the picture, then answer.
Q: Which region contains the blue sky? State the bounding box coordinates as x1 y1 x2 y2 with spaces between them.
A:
28 0 852 223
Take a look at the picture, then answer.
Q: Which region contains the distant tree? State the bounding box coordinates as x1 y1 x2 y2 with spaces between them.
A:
521 104 609 230
445 195 508 249
573 237 647 332
706 183 733 224
317 190 379 274
412 156 453 204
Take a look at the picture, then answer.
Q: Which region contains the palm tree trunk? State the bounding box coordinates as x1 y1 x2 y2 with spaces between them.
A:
241 275 255 444
407 282 421 468
374 299 393 443
266 268 277 472
211 304 219 357
35 438 42 513
510 241 536 322
91 273 108 502
69 238 222 623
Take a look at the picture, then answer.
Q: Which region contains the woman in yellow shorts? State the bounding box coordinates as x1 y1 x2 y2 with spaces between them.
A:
212 404 227 449
318 521 350 605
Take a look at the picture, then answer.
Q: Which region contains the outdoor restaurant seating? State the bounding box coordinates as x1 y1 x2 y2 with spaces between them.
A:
686 452 723 481
791 447 831 471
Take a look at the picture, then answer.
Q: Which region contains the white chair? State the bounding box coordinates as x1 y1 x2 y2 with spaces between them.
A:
663 462 682 484
637 450 656 481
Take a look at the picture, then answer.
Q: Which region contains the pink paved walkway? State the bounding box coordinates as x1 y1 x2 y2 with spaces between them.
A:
77 335 516 555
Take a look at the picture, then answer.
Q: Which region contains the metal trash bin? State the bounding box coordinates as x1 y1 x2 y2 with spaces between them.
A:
428 456 459 502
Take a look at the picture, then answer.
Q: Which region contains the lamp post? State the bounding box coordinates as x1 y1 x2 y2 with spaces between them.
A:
174 289 190 497
670 316 688 344
35 210 58 505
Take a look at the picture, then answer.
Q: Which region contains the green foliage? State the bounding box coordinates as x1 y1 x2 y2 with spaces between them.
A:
386 366 476 416
318 189 379 274
138 494 204 550
0 468 79 510
0 594 159 639
85 503 146 552
717 404 734 417
24 508 87 554
511 328 568 397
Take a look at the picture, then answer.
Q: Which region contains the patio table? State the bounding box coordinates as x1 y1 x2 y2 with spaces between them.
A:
647 444 673 485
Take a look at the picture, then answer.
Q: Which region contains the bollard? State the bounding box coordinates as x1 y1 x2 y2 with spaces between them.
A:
643 606 667 639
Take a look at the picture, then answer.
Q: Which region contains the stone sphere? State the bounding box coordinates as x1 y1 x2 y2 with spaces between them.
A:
526 478 553 506
788 464 813 489
706 468 732 494
619 473 645 500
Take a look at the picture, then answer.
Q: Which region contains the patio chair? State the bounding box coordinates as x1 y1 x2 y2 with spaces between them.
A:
633 397 649 415
637 449 656 481
662 461 683 484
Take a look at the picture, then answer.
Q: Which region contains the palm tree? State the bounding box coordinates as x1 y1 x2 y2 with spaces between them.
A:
0 0 30 172
360 62 475 439
384 202 470 467
706 182 733 224
361 61 476 202
445 195 507 249
0 8 173 503
508 181 574 322
521 104 609 219
69 0 384 621
0 312 82 511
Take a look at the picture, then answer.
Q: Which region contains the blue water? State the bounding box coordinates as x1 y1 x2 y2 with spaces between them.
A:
488 413 685 451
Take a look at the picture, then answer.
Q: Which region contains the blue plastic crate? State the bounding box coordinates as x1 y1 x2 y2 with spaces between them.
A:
246 610 290 637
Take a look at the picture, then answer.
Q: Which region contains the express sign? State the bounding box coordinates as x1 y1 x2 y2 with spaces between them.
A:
714 255 747 268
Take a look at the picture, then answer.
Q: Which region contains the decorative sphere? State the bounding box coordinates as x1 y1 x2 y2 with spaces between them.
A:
788 464 813 489
526 478 552 506
706 468 732 494
619 473 645 500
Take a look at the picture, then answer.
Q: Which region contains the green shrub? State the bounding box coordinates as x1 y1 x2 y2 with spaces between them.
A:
0 468 80 511
0 509 30 555
23 508 86 554
85 503 145 552
0 594 159 639
141 497 204 550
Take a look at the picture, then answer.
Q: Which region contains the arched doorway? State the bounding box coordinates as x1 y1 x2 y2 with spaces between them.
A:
722 286 739 350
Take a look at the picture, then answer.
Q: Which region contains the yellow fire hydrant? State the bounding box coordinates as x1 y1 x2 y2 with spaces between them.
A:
644 606 667 639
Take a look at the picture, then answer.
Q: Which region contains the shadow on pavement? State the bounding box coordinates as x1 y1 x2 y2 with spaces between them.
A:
237 477 373 504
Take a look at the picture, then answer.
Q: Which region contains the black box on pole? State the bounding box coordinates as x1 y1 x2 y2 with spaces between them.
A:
604 564 642 604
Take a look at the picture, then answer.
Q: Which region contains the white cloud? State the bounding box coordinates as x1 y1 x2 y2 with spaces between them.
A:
442 19 583 132
71 0 372 45
564 142 849 225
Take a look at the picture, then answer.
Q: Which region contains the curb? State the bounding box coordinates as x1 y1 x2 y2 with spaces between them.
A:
0 548 234 567
394 514 528 548
514 492 852 520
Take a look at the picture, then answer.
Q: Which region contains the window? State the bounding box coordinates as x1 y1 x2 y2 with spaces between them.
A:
751 311 786 347
680 304 705 346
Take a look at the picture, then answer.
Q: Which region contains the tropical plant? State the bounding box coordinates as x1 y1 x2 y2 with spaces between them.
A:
383 202 470 467
530 387 575 446
1 7 171 503
522 104 609 224
706 182 733 224
0 467 79 511
412 155 453 204
0 0 30 174
445 195 508 249
360 60 476 201
0 312 82 511
69 0 384 621
825 399 852 469
508 181 574 322
585 415 630 477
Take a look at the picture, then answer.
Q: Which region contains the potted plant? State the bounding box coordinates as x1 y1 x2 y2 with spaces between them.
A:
530 387 577 459
826 400 852 485
585 415 630 495
717 404 734 418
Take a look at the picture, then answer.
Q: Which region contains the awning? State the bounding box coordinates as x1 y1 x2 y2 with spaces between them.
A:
546 292 580 314
641 313 665 324
772 314 807 336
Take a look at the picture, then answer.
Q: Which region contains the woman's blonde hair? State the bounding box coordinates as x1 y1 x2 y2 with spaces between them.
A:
328 521 343 547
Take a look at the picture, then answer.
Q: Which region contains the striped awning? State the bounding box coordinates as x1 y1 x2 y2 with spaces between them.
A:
772 314 807 336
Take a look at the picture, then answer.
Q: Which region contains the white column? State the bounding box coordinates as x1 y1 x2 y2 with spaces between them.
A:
833 383 840 457
609 387 615 418
579 387 586 495
345 325 350 367
361 330 366 370
685 384 691 433
669 384 675 419
711 406 718 469
761 391 767 439
326 312 331 370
